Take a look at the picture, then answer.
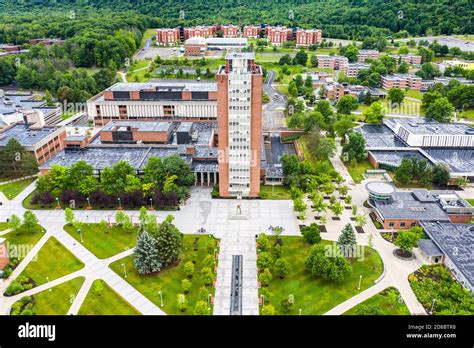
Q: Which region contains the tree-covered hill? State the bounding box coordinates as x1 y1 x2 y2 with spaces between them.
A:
0 0 472 40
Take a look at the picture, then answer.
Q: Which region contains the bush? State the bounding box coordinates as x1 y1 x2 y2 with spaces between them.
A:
274 258 291 279
257 252 274 270
184 261 195 279
301 223 321 244
257 233 271 252
5 281 24 296
261 304 276 315
259 268 273 287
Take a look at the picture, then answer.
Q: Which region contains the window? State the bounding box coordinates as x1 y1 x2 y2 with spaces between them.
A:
389 222 395 227
411 222 417 227
400 222 406 227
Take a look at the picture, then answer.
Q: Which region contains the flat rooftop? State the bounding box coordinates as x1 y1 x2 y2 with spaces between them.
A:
106 81 217 92
102 121 174 133
40 147 192 171
356 124 407 148
372 191 451 221
384 118 474 136
225 51 255 59
425 148 474 174
0 123 58 147
420 221 474 290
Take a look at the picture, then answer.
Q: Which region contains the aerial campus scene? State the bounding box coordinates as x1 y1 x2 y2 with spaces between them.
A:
0 0 473 346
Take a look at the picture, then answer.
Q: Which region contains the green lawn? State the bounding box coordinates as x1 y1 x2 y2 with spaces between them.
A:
459 108 474 120
12 277 85 315
110 234 219 315
140 28 156 48
455 35 474 42
64 223 138 259
260 237 383 315
3 225 45 261
405 89 424 101
0 222 8 231
260 185 292 200
18 237 84 286
344 287 410 315
466 199 474 206
345 159 374 183
0 178 35 200
78 279 140 315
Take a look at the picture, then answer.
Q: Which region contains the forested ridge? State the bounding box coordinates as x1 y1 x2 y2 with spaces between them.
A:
0 0 472 40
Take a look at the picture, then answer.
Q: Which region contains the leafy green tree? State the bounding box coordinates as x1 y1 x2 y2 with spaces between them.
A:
184 261 195 279
334 114 354 138
293 50 308 66
432 164 450 186
274 258 291 279
194 300 209 315
301 223 321 244
133 230 162 275
425 97 454 122
154 215 183 266
257 252 274 270
388 88 405 105
115 211 126 226
336 95 359 115
65 208 75 226
395 230 419 252
181 278 191 294
177 294 187 312
314 137 336 159
356 304 383 315
257 233 271 252
22 211 38 230
259 268 273 287
101 161 135 196
310 192 326 217
340 44 359 62
304 244 352 282
342 132 366 163
7 215 21 231
422 91 444 109
363 100 385 124
395 158 413 185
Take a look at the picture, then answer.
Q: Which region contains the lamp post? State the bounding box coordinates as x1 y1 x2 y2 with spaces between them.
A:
299 308 302 315
430 298 436 314
207 293 211 311
87 197 91 209
118 197 122 209
261 294 265 306
158 290 163 307
149 198 153 210
214 248 217 264
56 197 60 209
78 228 83 243
357 274 362 290
121 263 127 278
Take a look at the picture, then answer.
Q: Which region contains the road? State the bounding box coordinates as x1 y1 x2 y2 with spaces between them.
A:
263 70 287 130
396 36 474 52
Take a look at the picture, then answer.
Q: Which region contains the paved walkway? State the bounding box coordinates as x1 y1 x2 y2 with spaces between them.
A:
0 177 430 316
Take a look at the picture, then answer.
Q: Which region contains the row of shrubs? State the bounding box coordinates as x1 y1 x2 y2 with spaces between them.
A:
4 275 35 296
0 257 20 279
10 296 35 315
30 189 179 209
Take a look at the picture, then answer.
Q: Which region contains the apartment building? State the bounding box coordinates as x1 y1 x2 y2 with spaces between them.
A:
266 26 293 46
184 26 217 39
243 25 261 38
317 55 349 71
155 28 180 46
220 25 239 38
381 74 422 90
295 29 322 47
87 82 218 126
344 63 371 78
389 54 423 65
357 50 380 63
216 52 263 197
325 83 366 101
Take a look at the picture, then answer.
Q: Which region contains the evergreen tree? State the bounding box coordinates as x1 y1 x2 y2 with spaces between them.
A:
337 223 357 258
154 215 183 266
133 230 162 275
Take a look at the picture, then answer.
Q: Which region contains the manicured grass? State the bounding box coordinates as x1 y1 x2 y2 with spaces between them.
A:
455 35 474 42
64 223 138 259
260 185 292 200
61 112 75 120
345 159 374 183
18 237 84 286
344 287 410 315
140 28 156 48
12 277 85 315
466 199 474 206
3 225 45 261
260 237 383 315
110 234 219 315
0 222 8 231
405 89 424 101
0 178 35 200
459 108 474 120
78 279 140 315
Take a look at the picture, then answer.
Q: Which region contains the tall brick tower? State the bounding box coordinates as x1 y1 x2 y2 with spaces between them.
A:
216 52 263 198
